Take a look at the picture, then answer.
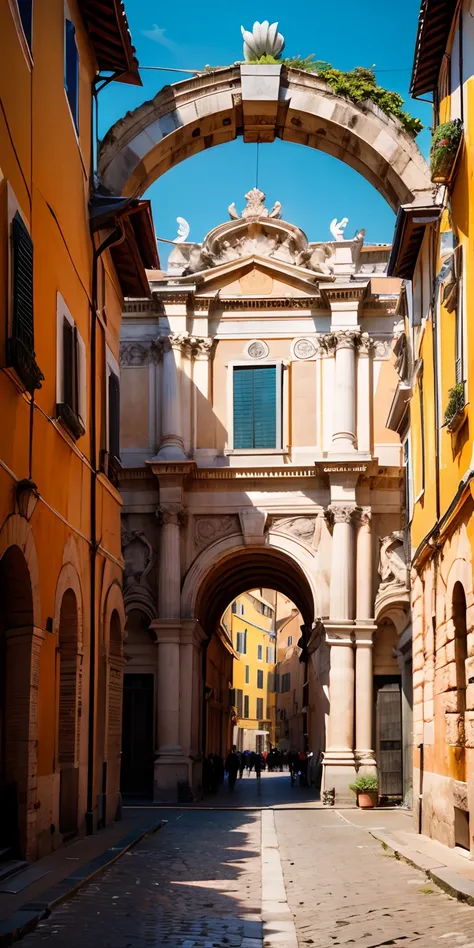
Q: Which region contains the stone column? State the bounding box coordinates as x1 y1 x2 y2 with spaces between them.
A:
323 505 357 801
354 508 376 770
154 334 187 461
357 335 372 454
329 504 356 621
330 331 359 453
151 501 189 800
191 338 214 454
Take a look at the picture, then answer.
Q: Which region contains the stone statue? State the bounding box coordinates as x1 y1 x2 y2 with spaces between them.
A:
378 532 408 590
241 21 285 61
175 217 190 243
330 217 349 241
297 244 334 275
228 188 282 221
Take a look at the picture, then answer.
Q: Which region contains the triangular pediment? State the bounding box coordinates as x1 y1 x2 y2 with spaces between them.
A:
186 254 331 299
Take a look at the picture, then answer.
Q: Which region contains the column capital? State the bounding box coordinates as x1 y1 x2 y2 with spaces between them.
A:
326 503 357 525
156 502 187 527
321 330 362 353
358 333 373 356
354 506 372 527
180 619 207 646
190 337 214 360
353 622 377 645
150 619 181 644
324 620 355 645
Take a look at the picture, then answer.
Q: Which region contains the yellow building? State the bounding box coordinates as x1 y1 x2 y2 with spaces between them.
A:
388 0 474 851
274 599 306 753
0 0 157 860
224 590 276 752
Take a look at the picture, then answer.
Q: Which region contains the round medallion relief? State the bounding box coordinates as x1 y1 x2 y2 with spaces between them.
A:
246 339 269 360
292 337 318 360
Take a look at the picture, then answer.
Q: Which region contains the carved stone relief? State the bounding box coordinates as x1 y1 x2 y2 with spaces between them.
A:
194 515 240 551
378 531 409 590
291 338 318 361
246 340 269 360
271 515 323 549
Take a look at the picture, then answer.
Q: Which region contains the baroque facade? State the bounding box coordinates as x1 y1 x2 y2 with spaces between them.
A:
0 0 156 860
120 191 411 803
388 0 474 850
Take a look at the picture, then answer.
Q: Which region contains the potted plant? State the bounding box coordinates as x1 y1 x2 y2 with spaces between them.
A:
349 775 378 808
430 119 463 184
443 383 466 433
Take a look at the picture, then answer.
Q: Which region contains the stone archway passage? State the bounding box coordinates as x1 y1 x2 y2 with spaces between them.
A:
195 547 315 637
99 65 431 211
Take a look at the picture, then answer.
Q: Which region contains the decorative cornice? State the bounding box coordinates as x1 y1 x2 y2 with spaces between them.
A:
190 297 322 311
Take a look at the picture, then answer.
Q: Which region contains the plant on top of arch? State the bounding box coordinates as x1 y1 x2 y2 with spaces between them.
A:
203 59 423 137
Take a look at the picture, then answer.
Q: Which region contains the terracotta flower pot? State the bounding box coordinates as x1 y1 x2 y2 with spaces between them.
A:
357 791 378 808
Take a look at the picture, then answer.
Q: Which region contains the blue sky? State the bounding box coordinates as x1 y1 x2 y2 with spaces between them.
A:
99 1 431 258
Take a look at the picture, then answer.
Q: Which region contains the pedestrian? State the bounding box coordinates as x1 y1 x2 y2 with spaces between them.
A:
238 752 244 779
225 745 240 791
254 752 262 782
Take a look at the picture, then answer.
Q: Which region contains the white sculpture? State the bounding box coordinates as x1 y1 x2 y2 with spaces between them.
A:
378 532 408 590
175 217 190 243
330 217 349 241
241 21 285 61
228 188 281 220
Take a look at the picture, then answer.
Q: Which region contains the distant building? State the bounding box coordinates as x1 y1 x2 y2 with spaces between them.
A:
224 590 276 752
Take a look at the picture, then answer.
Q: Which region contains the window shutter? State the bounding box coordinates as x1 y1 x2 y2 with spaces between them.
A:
236 689 243 717
244 695 249 718
63 320 75 409
233 365 277 449
108 372 120 459
65 19 79 130
12 213 34 351
233 367 254 448
253 366 276 448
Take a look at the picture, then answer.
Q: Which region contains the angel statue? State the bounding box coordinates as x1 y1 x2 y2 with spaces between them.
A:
330 217 349 241
175 217 190 243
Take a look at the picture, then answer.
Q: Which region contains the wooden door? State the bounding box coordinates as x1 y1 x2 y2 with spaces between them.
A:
376 681 403 798
121 674 154 799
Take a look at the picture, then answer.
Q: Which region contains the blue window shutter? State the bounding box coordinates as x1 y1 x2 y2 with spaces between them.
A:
233 365 277 449
65 19 79 131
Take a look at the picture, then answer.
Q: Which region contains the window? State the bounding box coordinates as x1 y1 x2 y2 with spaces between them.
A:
233 601 244 615
287 636 293 646
8 211 42 392
243 695 249 719
231 363 283 451
454 246 464 386
245 665 249 684
256 698 263 720
56 294 86 439
17 0 33 49
232 602 237 614
257 644 263 661
108 370 120 459
267 672 274 692
64 17 79 131
266 645 275 664
236 630 247 654
236 689 243 717
257 669 264 689
281 672 291 693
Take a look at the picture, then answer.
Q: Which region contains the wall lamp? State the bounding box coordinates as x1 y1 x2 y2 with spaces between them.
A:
16 478 39 520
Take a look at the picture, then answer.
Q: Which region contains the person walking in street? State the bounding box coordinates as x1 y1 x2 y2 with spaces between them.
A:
238 752 244 779
225 745 240 791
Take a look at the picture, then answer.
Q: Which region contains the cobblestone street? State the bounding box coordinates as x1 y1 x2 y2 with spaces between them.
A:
19 776 474 948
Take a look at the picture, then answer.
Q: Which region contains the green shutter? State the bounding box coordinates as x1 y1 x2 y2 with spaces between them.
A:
233 365 277 449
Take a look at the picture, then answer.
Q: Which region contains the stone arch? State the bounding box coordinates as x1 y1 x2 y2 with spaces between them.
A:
181 531 319 631
101 582 126 821
0 541 43 859
99 66 431 212
0 514 40 626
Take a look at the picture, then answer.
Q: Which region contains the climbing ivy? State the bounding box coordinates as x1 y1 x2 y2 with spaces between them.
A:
204 59 423 136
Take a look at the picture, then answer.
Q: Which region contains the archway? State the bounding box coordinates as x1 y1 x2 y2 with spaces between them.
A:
0 545 37 858
57 589 81 836
99 66 430 211
192 546 317 778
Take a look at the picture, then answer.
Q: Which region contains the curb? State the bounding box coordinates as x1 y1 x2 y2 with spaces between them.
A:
370 831 474 906
0 819 167 946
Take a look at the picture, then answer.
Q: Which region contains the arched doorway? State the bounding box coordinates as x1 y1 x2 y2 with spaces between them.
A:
57 588 81 836
106 609 124 819
0 545 36 858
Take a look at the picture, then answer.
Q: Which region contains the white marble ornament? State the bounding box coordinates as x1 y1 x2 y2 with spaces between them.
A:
175 217 190 243
329 217 349 241
241 21 285 61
